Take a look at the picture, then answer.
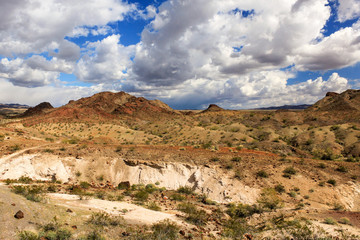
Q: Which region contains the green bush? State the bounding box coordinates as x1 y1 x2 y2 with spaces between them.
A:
327 179 337 186
186 209 208 226
257 188 283 210
151 220 179 240
18 175 33 184
256 170 269 178
283 167 297 178
88 212 123 227
177 186 193 195
226 203 262 218
324 217 336 225
170 193 185 201
145 184 157 193
231 157 241 162
223 219 251 239
177 202 196 214
274 184 285 194
18 231 38 240
12 185 45 202
336 165 348 173
82 230 106 240
134 190 149 202
147 201 161 211
339 217 351 225
80 181 91 189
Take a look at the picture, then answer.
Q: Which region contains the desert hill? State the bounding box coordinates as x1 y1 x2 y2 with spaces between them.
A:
308 89 360 112
201 104 225 113
22 91 177 123
21 102 53 117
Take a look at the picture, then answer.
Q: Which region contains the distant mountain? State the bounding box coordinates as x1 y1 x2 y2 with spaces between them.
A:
0 103 29 109
255 104 311 110
308 89 360 111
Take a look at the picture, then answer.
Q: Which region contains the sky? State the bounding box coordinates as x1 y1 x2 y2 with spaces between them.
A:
0 0 359 109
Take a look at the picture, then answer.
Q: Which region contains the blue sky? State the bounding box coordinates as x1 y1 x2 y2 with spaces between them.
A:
0 0 359 109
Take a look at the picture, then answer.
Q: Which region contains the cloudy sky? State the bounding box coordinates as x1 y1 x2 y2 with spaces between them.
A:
0 0 359 109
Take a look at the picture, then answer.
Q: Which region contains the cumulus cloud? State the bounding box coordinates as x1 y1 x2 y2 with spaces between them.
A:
0 78 108 107
338 0 360 22
0 0 136 56
132 0 335 86
75 35 135 83
129 71 349 109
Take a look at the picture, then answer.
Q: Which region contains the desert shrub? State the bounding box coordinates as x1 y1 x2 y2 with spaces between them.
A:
317 163 326 169
147 201 161 211
47 184 57 192
80 181 91 189
332 203 344 211
177 186 194 195
198 194 216 205
178 202 208 225
210 157 220 162
324 217 336 225
151 220 179 240
231 157 241 162
95 191 105 200
177 202 196 214
283 167 296 175
9 144 21 152
96 175 104 182
288 191 297 198
282 166 297 178
40 229 72 240
330 125 340 131
88 212 123 227
117 182 130 190
223 219 251 239
327 179 337 186
82 230 106 240
145 184 157 193
336 165 348 173
256 170 269 178
18 231 38 240
295 203 305 210
274 184 285 194
18 175 33 184
185 209 208 226
234 170 243 180
134 190 149 202
75 171 82 177
170 193 185 201
339 217 351 225
226 203 262 218
257 188 283 210
12 185 45 202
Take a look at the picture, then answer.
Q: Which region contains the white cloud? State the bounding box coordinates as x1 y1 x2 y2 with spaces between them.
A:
338 0 360 22
75 35 135 83
0 0 136 56
0 78 107 107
